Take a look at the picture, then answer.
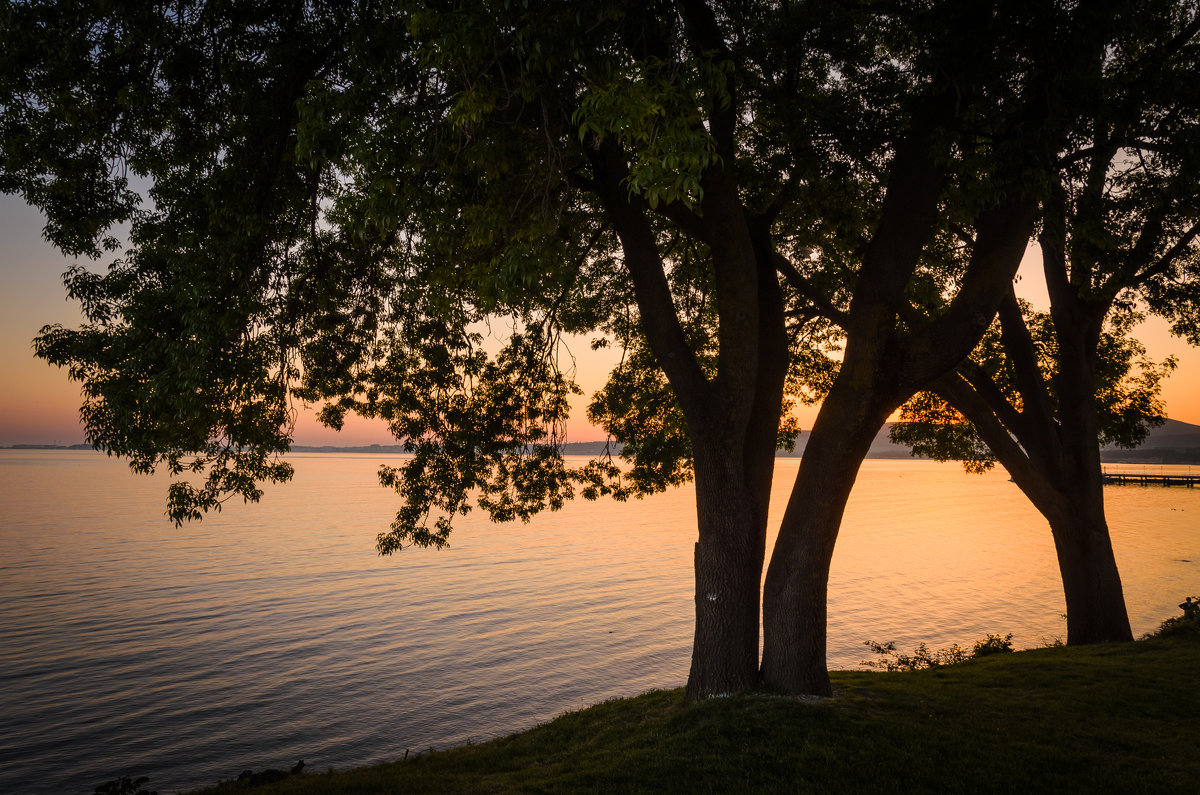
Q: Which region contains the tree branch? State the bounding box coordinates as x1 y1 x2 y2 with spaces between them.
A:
1040 173 1076 315
934 371 1028 466
677 0 738 159
1116 203 1169 291
933 371 1064 515
995 290 1060 468
773 252 851 330
585 138 711 416
849 115 947 336
916 193 1038 381
952 363 1030 448
699 165 763 426
654 199 713 244
1131 219 1200 285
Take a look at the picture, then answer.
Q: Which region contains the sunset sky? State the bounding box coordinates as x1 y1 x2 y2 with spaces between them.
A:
2 190 1198 447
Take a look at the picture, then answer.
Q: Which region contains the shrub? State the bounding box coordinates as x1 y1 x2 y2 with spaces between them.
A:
862 633 1014 672
94 777 156 795
971 633 1015 657
1150 596 1200 638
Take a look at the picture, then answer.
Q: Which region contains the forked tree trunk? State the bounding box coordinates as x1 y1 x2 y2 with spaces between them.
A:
684 215 789 699
937 337 1135 648
587 134 790 698
759 383 896 695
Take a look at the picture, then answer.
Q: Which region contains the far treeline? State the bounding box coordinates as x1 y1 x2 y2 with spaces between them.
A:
2 0 1197 699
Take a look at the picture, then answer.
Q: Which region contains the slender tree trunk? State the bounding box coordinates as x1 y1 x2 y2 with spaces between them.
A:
940 349 1134 647
1051 314 1134 644
760 382 896 695
685 442 771 698
1045 504 1134 644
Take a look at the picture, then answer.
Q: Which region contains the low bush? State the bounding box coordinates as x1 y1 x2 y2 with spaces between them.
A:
1150 596 1200 638
862 633 1014 671
94 776 156 795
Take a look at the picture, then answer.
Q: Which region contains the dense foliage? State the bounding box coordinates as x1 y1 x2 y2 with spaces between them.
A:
891 0 1200 469
2 0 1005 537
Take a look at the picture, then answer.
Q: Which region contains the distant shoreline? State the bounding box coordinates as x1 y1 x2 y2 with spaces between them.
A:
1 443 95 450
11 418 1200 458
5 441 1200 464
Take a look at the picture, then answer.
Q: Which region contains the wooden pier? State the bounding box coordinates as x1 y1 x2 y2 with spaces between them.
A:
1101 471 1199 487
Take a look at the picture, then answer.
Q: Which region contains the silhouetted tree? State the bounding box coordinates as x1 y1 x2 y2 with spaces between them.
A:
891 4 1200 646
893 305 1177 643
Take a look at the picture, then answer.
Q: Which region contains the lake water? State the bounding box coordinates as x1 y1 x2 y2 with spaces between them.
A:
1 451 1197 793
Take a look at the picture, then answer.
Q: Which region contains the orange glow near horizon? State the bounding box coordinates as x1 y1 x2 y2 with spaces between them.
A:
3 191 1199 447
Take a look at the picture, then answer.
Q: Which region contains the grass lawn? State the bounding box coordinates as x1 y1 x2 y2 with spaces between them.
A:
194 634 1198 793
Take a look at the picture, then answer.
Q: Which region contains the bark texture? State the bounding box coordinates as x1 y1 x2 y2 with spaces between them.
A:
686 445 770 698
760 384 898 695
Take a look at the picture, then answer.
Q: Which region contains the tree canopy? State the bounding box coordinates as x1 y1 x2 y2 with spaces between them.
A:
0 0 888 530
1 0 1045 526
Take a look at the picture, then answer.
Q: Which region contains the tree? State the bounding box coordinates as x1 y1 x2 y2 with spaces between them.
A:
755 0 1136 694
891 2 1200 646
2 0 1171 701
893 305 1177 643
2 0 821 698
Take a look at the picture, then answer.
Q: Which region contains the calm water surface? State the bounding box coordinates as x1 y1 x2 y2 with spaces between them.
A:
1 451 1197 793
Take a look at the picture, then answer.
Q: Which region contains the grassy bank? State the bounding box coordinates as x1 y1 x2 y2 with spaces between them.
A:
196 635 1198 793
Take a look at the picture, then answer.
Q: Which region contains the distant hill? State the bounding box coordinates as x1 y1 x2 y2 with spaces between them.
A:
777 426 911 459
1 443 93 450
285 441 622 455
779 417 1200 464
290 443 408 453
1098 417 1200 464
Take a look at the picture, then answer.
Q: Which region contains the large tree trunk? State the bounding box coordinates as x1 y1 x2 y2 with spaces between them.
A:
586 144 783 698
759 381 896 696
687 463 765 698
685 437 775 698
684 210 790 699
683 244 787 697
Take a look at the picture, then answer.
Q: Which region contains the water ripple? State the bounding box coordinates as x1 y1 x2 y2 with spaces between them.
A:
1 452 1196 792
